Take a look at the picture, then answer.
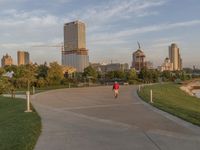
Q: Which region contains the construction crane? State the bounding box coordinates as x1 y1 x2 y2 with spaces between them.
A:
31 42 73 52
31 43 77 74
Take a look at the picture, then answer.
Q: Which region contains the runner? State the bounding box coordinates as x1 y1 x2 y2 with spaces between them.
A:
113 81 120 98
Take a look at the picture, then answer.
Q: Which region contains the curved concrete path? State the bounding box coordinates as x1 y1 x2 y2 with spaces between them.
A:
32 86 200 150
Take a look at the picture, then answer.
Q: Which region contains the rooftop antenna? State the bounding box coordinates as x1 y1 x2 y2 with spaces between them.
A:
137 41 141 49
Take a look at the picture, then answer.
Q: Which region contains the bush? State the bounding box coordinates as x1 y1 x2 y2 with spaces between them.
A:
128 80 138 85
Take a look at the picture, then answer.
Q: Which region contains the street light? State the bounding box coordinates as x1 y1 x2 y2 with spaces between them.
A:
25 64 32 112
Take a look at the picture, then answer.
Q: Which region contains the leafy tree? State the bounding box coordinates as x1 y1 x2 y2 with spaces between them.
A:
36 77 47 87
139 67 159 83
114 71 126 79
127 69 137 80
105 71 115 80
0 77 13 94
161 71 171 81
13 64 37 89
105 71 126 81
0 68 5 76
83 66 98 82
47 62 63 85
37 63 49 79
4 65 18 73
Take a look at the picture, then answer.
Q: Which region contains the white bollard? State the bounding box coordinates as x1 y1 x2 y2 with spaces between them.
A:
32 86 35 94
138 85 141 92
25 91 32 112
150 89 153 103
69 83 71 88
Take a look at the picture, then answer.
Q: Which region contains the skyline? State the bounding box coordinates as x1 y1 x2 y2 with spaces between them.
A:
0 0 200 68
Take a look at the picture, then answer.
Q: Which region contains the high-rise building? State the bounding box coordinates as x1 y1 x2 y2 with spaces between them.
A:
131 43 146 71
169 43 182 71
1 54 13 67
62 20 89 72
17 51 30 65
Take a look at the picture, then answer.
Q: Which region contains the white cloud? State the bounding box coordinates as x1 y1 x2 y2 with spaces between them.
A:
71 0 166 27
88 20 200 45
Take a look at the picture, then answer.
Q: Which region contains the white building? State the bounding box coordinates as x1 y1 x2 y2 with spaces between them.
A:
159 57 173 72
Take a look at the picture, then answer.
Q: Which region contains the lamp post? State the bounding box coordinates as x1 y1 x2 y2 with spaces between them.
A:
25 65 32 112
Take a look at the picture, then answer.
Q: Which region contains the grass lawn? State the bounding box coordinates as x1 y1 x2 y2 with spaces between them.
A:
0 96 41 150
138 83 200 126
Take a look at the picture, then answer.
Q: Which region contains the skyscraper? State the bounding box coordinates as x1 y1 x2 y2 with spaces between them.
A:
62 20 89 72
17 51 30 65
1 54 13 67
169 43 182 71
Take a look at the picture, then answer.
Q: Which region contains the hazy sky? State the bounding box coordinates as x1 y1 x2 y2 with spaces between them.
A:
0 0 199 68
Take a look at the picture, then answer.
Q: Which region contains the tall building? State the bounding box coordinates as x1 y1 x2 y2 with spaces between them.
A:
62 20 89 72
17 51 30 65
1 54 13 67
169 43 182 71
131 43 146 71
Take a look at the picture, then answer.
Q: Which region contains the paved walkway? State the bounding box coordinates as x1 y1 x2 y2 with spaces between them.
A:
31 86 200 150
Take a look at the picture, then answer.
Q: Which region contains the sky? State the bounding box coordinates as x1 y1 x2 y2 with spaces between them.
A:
0 0 200 68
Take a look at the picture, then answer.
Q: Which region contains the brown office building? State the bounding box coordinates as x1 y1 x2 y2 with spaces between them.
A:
1 54 13 67
17 51 30 65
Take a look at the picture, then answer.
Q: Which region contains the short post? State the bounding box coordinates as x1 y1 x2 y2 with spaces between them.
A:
32 86 35 94
150 89 153 103
138 85 141 92
25 91 32 112
68 83 71 88
11 89 14 98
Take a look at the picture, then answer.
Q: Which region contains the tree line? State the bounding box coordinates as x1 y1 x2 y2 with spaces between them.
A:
0 62 192 94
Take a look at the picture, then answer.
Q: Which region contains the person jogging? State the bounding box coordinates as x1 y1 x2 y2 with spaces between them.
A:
113 81 120 98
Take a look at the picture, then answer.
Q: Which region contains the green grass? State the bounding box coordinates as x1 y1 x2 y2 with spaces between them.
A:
138 83 200 126
0 96 41 150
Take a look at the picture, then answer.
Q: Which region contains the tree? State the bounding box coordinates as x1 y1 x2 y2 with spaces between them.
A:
162 70 171 81
105 71 115 80
114 71 126 80
105 71 126 81
0 77 13 95
46 62 63 85
83 66 98 82
37 63 49 79
139 67 149 83
13 64 37 89
0 68 5 76
127 69 137 80
139 67 159 83
36 77 47 87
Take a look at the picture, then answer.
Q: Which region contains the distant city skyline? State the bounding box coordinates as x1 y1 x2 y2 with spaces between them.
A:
0 0 199 68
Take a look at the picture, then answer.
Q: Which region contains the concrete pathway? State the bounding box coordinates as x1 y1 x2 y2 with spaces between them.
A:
31 86 200 150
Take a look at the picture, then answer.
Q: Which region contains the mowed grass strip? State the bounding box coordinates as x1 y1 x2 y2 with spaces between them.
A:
138 83 200 126
0 96 41 150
